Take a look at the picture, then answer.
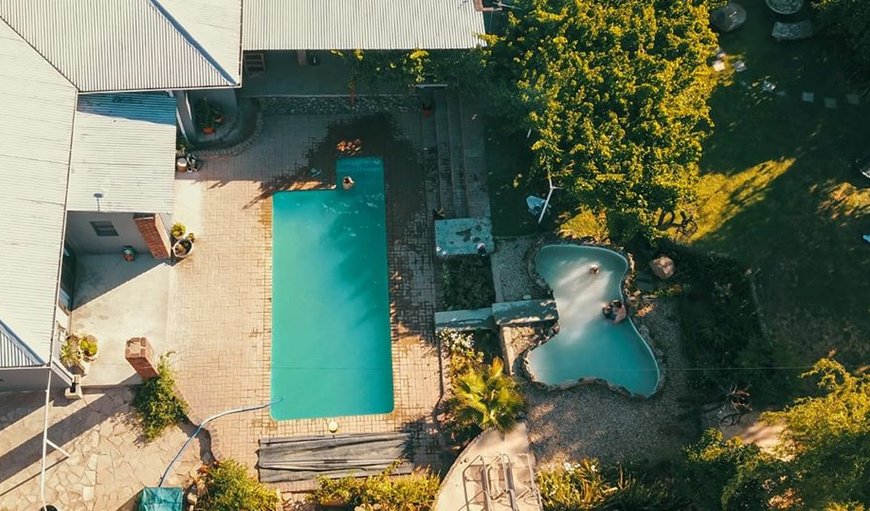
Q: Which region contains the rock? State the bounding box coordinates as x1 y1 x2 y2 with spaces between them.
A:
83 485 95 502
710 2 747 32
649 256 675 280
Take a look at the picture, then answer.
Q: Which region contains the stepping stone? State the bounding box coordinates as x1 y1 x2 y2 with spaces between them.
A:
824 97 838 109
712 60 726 72
761 80 776 93
801 92 814 103
847 94 861 105
733 60 747 72
776 90 787 97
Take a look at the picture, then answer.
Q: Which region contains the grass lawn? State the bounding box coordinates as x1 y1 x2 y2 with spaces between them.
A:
689 2 870 378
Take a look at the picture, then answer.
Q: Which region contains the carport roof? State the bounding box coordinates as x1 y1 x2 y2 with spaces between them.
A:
242 0 486 51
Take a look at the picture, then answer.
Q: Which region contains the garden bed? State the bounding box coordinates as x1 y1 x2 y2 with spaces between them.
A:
440 256 496 311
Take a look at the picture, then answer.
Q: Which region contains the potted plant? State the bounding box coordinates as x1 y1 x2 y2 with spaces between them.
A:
59 334 89 375
173 233 195 259
195 99 224 135
80 335 99 362
170 222 186 242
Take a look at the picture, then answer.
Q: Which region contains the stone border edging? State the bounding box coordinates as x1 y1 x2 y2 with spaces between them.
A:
519 235 666 399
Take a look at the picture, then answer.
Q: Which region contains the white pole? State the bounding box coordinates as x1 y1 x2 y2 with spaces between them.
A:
537 176 560 224
39 367 52 510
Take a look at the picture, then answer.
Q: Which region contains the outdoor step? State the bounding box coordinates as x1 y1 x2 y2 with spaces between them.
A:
446 92 468 217
458 96 491 218
433 91 454 216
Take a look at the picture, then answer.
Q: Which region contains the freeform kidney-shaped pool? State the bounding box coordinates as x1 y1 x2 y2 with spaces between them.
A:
526 244 660 396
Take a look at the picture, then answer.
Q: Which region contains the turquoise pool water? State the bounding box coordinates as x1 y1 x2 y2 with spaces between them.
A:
526 245 660 396
271 157 393 420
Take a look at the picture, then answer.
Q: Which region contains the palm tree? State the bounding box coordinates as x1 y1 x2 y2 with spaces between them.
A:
451 357 525 433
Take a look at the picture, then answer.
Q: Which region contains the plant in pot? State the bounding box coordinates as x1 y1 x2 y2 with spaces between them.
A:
170 222 186 242
59 334 89 375
80 335 99 362
173 232 195 259
195 99 224 135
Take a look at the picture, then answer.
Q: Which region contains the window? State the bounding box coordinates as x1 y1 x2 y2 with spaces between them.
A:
90 220 118 237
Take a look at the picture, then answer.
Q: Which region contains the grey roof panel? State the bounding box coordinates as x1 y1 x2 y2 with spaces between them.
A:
0 0 238 92
243 0 486 51
0 21 77 362
67 93 177 213
0 319 44 367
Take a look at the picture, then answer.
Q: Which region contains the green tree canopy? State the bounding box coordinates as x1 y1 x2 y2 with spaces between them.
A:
484 0 718 238
811 0 870 78
762 358 870 508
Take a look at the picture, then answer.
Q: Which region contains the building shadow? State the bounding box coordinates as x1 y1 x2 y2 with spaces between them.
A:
72 254 164 309
0 391 114 486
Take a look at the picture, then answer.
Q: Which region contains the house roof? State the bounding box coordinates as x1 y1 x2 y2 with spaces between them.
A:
0 0 242 92
67 93 178 214
0 319 44 368
242 0 486 51
0 20 77 363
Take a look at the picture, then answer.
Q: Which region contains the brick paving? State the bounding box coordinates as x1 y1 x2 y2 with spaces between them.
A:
0 389 202 510
170 113 446 476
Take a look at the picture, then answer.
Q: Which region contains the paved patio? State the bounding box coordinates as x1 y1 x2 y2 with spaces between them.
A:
0 388 202 510
71 254 172 386
169 111 446 475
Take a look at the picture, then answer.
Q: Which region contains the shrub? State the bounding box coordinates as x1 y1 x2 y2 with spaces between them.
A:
659 242 787 403
196 459 278 511
132 354 189 441
537 458 687 511
441 256 495 310
170 222 186 239
79 335 98 360
448 357 524 434
308 465 439 510
59 335 82 368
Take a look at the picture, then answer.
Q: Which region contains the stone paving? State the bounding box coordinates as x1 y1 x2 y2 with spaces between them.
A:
169 112 445 478
0 388 202 510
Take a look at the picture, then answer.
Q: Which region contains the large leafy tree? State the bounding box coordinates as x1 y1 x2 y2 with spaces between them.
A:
762 358 870 508
484 0 718 238
450 357 524 433
811 0 870 78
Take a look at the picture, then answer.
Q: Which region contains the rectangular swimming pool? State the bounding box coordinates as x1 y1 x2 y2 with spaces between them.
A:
271 157 393 420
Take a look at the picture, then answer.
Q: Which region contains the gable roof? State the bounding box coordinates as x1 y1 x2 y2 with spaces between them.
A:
0 0 241 92
67 93 178 213
0 20 77 363
242 0 486 51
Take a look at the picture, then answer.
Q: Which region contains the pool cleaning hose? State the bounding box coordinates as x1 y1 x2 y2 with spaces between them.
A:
158 397 284 487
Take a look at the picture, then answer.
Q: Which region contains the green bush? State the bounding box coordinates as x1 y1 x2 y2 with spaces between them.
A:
196 459 278 511
308 466 439 510
659 243 787 403
441 256 495 310
132 354 189 441
170 222 186 239
447 357 524 434
537 459 687 511
59 335 82 368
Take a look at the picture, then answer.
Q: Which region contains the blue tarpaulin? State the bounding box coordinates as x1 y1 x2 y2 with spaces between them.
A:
138 487 183 511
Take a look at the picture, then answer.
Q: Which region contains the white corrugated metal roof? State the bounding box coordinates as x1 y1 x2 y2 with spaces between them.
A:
0 0 239 92
0 319 44 367
157 0 243 84
0 21 77 363
67 93 177 213
243 0 486 50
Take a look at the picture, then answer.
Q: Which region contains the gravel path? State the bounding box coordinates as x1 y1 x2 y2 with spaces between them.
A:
516 300 696 467
491 236 549 302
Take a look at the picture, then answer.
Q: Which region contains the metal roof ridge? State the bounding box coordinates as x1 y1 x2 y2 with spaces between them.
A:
0 17 78 91
148 0 240 87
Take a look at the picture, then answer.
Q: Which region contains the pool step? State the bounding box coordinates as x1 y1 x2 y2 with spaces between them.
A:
458 96 491 219
433 91 455 217
446 92 469 217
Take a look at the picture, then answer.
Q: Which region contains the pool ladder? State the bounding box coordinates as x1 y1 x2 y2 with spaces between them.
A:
463 453 543 511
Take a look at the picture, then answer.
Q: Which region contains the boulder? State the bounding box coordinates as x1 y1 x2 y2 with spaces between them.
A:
710 2 747 33
650 256 675 280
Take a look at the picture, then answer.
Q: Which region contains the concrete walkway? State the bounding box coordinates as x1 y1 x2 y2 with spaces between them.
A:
0 388 202 510
434 423 541 511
